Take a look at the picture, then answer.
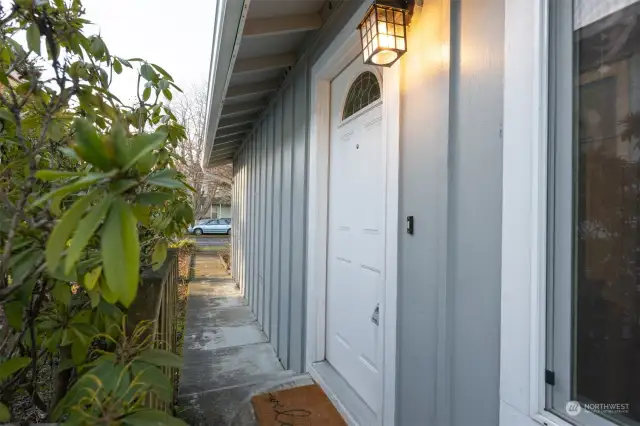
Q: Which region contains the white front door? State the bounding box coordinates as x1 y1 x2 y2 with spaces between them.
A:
326 56 385 411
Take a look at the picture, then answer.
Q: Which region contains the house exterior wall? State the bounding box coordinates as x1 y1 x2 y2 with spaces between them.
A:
234 103 305 369
230 61 310 373
448 0 504 424
230 0 504 423
230 0 366 374
396 2 452 424
380 0 506 424
229 71 313 372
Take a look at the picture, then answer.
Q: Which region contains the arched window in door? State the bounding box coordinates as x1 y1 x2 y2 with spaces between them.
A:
342 71 381 120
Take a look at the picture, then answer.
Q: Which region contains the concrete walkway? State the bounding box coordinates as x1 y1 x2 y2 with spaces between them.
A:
178 253 312 425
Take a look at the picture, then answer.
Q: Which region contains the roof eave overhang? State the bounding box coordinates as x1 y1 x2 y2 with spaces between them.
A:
202 0 251 168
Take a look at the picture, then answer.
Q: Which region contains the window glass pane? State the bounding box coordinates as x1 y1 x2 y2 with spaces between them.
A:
571 0 640 422
342 71 381 120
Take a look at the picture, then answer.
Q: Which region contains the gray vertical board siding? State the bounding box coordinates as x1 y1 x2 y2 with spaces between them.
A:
238 155 242 282
234 154 239 287
240 151 246 293
250 134 258 311
229 164 232 264
396 1 452 424
270 99 284 350
232 162 236 279
256 125 264 323
245 148 250 295
235 162 239 278
245 143 250 302
393 1 505 425
237 152 242 291
289 66 309 373
236 160 239 275
258 119 269 326
244 141 253 306
241 149 246 294
240 151 244 293
254 130 262 315
245 145 250 300
253 130 259 319
278 85 294 368
239 152 244 292
243 150 248 294
264 112 275 338
239 157 242 281
448 0 503 424
220 0 368 376
251 126 262 317
255 125 266 326
234 161 239 279
244 149 249 295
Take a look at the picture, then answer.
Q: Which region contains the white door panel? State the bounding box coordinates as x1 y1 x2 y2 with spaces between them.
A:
326 56 384 411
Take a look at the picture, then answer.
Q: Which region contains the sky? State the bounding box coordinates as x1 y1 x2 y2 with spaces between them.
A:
81 0 216 104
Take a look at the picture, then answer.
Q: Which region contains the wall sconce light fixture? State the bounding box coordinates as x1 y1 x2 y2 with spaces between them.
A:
358 0 409 67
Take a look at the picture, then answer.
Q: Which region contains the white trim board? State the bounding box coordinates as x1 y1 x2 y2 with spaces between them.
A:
304 2 400 425
310 361 376 426
203 0 250 167
498 1 578 426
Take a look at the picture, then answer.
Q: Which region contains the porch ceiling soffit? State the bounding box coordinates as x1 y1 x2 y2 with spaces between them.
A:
220 100 268 118
203 0 328 168
242 13 323 38
210 147 240 160
216 125 252 138
209 157 233 167
210 149 241 161
214 134 246 145
225 79 281 101
212 146 242 157
218 114 259 129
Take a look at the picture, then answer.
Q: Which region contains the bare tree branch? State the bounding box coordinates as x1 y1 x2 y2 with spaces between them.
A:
174 84 233 219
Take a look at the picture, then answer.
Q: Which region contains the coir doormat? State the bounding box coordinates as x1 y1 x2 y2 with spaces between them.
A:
251 384 347 426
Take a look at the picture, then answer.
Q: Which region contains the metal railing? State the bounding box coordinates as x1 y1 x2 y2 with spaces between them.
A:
127 249 180 412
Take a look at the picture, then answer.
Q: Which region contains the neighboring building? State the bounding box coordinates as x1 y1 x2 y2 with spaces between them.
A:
202 201 231 220
203 1 640 425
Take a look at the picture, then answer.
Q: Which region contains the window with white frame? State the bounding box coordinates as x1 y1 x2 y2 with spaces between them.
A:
548 1 640 425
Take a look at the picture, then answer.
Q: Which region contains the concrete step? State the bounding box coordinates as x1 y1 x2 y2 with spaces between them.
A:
180 342 285 396
178 373 314 426
178 254 312 425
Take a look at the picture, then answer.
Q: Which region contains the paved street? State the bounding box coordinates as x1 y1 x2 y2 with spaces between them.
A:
192 235 229 247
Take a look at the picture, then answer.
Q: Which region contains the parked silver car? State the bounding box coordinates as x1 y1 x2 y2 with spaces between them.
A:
188 218 231 235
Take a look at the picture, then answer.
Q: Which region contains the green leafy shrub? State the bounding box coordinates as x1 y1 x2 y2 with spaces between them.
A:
0 0 193 423
169 239 197 253
170 238 196 280
169 239 197 257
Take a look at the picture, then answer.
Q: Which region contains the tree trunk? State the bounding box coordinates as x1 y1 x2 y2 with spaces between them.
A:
49 346 72 418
